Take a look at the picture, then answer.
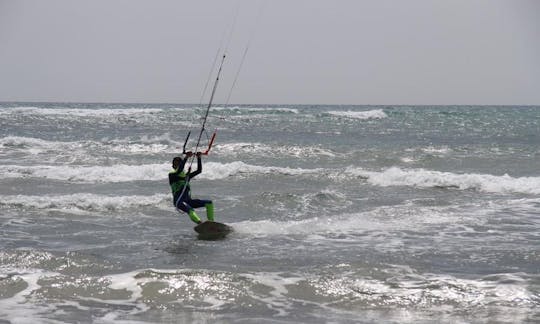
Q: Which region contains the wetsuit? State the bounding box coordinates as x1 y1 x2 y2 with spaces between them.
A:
169 155 214 223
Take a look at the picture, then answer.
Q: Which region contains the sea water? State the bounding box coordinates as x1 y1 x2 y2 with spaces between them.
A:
0 103 538 323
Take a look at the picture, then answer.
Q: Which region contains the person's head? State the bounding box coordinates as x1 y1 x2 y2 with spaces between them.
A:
172 156 183 170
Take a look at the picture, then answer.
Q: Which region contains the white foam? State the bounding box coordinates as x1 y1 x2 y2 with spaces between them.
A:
422 146 451 154
0 193 169 212
400 157 417 163
244 272 304 316
0 106 40 114
232 206 405 237
104 268 241 311
328 109 387 120
0 262 535 322
0 136 69 157
0 107 164 116
102 267 536 317
83 270 150 322
0 163 168 182
137 268 302 315
0 136 55 148
211 106 299 114
310 270 537 308
107 271 146 302
214 142 336 158
120 133 176 144
107 142 170 154
0 135 181 156
346 167 540 195
0 250 56 269
231 194 540 242
202 161 321 180
0 269 59 323
0 161 319 183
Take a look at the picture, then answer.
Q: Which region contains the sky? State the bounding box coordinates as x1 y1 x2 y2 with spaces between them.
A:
0 0 539 105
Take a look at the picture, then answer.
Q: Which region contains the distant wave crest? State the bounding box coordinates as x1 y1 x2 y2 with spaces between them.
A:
0 193 169 212
347 167 540 195
327 109 387 120
0 162 319 183
211 106 299 114
214 142 336 158
0 107 165 116
0 136 336 158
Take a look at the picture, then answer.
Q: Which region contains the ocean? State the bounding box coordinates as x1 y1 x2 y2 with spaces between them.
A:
0 103 539 323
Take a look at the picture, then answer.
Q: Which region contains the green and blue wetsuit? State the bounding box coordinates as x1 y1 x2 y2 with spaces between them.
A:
169 155 214 223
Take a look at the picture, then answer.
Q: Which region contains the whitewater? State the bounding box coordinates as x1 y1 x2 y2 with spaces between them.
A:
0 103 539 323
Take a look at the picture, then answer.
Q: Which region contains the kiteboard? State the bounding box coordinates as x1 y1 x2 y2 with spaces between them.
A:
194 221 232 240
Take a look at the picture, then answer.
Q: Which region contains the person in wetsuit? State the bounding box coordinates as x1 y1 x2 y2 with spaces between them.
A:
169 152 214 224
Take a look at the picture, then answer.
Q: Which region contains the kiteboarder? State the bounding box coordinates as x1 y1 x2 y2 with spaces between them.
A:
169 152 214 224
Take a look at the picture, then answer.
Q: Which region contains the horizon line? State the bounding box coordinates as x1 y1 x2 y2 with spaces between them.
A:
1 100 539 107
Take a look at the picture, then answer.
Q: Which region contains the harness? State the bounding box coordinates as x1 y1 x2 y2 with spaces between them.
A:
170 169 189 196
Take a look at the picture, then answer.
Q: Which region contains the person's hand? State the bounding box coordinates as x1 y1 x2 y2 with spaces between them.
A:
185 151 193 157
196 152 202 157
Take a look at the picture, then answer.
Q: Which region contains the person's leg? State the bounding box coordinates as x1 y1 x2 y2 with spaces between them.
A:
205 202 214 221
188 209 202 224
190 199 214 221
176 197 202 224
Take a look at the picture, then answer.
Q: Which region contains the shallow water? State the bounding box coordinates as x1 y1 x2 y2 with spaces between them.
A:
0 103 539 323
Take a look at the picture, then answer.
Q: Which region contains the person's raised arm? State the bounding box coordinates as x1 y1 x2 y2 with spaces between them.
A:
188 152 202 178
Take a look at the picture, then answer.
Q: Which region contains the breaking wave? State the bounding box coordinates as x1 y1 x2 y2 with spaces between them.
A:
327 109 387 120
0 162 320 183
0 135 181 156
202 162 320 180
211 106 299 114
214 142 336 158
0 106 168 116
0 136 336 158
0 193 169 212
1 258 535 323
346 167 540 195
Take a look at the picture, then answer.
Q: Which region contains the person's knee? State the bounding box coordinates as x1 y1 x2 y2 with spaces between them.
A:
176 201 191 213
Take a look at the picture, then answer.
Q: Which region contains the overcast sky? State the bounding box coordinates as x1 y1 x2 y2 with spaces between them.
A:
1 0 539 105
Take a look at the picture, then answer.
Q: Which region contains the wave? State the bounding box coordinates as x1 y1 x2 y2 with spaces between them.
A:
0 136 58 153
236 195 540 237
327 109 387 120
4 159 539 195
0 106 395 118
1 136 336 158
0 106 168 116
214 142 336 158
211 106 299 114
0 193 169 212
346 167 540 195
101 134 182 154
0 105 41 113
306 269 537 311
0 135 180 156
232 204 455 237
0 262 535 323
0 163 168 182
202 162 320 180
0 161 319 183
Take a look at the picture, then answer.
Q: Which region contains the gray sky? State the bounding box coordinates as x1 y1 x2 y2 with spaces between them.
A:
1 0 539 105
